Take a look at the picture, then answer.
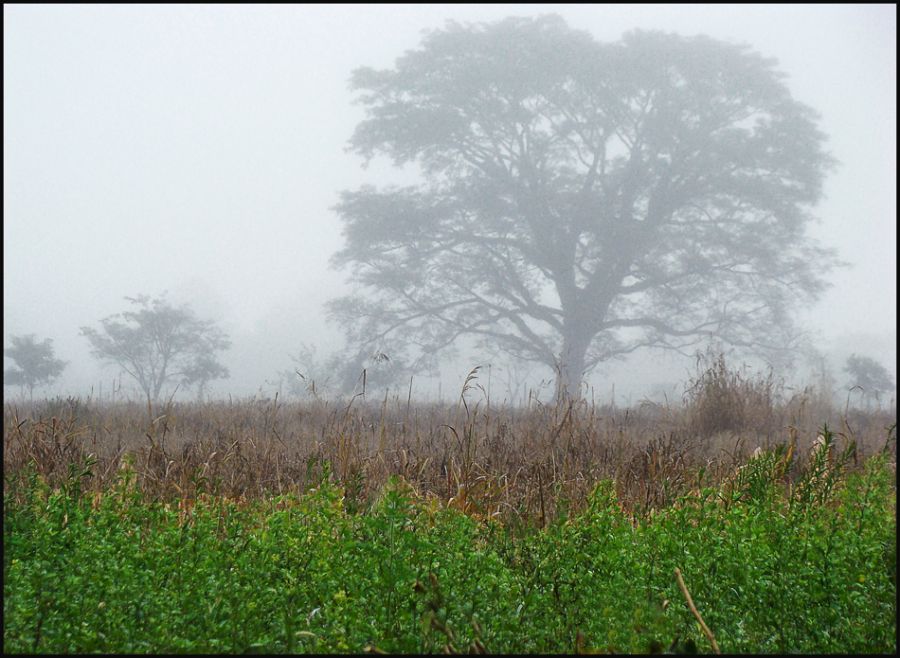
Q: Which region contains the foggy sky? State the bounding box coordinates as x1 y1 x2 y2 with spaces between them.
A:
4 4 896 402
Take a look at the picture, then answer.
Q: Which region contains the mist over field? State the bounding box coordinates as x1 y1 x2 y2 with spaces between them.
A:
4 4 896 406
4 9 898 654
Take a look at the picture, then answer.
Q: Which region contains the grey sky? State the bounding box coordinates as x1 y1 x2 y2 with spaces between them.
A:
4 4 896 400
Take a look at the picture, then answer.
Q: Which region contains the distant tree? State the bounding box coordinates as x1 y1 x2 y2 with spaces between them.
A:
804 348 839 408
81 294 230 405
279 343 412 399
328 15 839 402
844 354 895 408
277 343 338 399
184 352 230 402
3 334 67 401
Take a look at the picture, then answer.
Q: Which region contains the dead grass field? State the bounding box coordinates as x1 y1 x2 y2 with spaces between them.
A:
4 357 895 526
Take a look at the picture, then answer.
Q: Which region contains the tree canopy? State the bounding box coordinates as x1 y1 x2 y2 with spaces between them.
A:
3 334 67 400
81 294 230 404
329 15 838 400
844 354 895 407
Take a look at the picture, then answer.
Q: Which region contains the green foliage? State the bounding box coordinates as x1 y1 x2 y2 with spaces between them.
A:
4 455 895 653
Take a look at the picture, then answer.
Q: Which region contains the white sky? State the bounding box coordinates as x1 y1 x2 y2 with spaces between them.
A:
3 4 896 400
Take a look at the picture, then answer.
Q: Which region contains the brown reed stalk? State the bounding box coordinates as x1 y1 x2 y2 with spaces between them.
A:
674 567 720 654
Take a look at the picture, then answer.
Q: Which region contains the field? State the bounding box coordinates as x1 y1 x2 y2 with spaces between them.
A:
3 361 897 653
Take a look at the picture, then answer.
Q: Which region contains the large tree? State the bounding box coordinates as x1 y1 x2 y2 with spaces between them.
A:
81 294 230 405
4 334 67 401
329 15 838 400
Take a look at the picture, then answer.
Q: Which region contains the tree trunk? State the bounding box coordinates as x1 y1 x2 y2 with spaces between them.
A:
152 374 165 406
555 328 591 403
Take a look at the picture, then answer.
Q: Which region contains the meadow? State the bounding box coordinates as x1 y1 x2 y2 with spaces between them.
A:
3 358 897 653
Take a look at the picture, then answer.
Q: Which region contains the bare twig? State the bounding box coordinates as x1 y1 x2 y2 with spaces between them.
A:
674 567 721 654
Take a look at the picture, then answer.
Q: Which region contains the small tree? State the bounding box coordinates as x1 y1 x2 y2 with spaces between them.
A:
277 343 338 399
184 353 230 402
803 347 838 410
3 334 67 401
81 294 231 405
279 343 413 399
844 354 894 408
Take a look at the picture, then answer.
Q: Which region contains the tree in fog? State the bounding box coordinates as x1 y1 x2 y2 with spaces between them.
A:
844 354 894 408
3 334 67 401
277 343 338 399
329 15 838 401
278 343 410 399
81 294 230 405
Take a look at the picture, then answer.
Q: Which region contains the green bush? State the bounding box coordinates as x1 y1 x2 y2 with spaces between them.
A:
4 455 896 653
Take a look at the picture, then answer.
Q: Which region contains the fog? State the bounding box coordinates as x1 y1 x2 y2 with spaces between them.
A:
4 4 896 404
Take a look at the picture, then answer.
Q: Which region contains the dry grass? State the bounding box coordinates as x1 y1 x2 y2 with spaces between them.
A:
4 358 896 525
